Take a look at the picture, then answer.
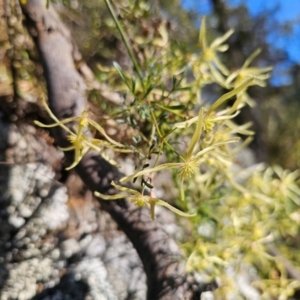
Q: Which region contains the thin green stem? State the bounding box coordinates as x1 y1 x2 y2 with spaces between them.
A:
165 140 184 161
153 141 164 168
149 105 162 138
154 103 185 118
104 0 144 87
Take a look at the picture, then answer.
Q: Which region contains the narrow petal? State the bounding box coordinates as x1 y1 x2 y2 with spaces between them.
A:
187 108 204 159
216 44 229 52
194 138 239 159
225 70 239 86
242 48 261 69
231 136 253 155
245 67 272 74
120 163 183 183
34 119 74 128
155 199 196 218
212 110 240 121
225 120 254 135
94 191 125 200
252 78 268 87
208 62 227 86
173 116 198 129
199 17 207 50
37 100 75 134
91 139 132 152
59 145 75 151
210 29 234 48
211 152 232 167
208 78 254 114
227 95 245 115
88 118 124 147
65 145 90 170
110 181 141 195
213 55 230 76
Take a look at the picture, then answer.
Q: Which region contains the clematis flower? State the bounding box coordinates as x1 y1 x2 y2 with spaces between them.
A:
271 166 300 205
173 77 254 133
119 78 254 200
225 49 272 106
35 100 127 169
94 181 196 220
225 48 272 88
192 17 234 87
120 107 239 199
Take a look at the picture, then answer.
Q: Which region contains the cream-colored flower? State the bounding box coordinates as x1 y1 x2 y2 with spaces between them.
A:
35 100 127 169
95 181 196 220
120 107 238 199
173 78 254 132
226 48 272 88
191 17 234 87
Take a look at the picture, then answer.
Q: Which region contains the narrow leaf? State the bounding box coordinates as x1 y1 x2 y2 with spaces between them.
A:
113 61 130 89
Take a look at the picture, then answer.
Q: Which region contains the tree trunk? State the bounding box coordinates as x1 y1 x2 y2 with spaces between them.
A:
0 0 212 299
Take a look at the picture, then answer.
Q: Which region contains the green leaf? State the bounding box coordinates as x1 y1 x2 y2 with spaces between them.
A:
175 86 191 91
131 76 136 93
167 104 186 110
172 75 177 88
113 61 130 89
143 84 154 99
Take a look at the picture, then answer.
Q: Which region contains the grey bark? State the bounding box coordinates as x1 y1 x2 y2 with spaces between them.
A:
0 0 213 299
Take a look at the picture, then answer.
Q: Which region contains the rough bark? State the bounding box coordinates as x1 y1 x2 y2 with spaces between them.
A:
0 120 145 300
18 1 207 299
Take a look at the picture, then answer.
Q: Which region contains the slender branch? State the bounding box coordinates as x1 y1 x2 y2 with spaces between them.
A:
104 0 144 86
